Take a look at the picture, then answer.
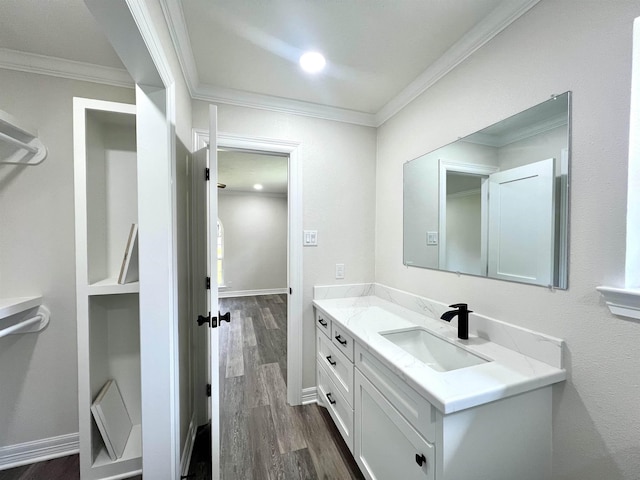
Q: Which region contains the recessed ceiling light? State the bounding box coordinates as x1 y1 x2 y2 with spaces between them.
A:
253 184 263 190
299 51 326 74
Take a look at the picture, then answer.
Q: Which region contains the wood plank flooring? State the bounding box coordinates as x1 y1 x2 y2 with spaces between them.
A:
0 295 363 480
194 294 364 480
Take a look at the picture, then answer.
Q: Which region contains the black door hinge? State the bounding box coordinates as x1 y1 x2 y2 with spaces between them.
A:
205 168 210 181
206 276 211 290
289 287 292 295
206 383 211 397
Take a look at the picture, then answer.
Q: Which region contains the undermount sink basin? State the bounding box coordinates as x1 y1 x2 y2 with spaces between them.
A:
380 327 489 372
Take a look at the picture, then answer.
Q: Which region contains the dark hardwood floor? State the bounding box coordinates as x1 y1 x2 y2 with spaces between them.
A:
0 295 363 480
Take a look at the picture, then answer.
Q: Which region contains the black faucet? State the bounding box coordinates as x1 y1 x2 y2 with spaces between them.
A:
440 303 472 340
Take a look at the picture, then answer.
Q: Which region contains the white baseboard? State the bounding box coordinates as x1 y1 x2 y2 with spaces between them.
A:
180 414 198 477
219 288 287 298
0 432 79 471
301 387 318 405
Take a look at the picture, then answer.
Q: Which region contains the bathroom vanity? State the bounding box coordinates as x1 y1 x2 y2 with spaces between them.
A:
313 284 566 480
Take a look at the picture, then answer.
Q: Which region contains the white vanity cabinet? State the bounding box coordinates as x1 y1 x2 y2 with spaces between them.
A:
315 305 556 480
315 310 355 452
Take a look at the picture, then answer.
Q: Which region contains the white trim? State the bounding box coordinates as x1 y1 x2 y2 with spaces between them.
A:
194 128 304 407
180 415 198 477
462 113 568 148
0 433 79 471
125 0 174 87
597 287 640 321
159 0 199 96
375 0 540 126
301 387 318 405
446 188 482 199
193 84 377 127
0 48 133 89
219 190 287 199
219 288 288 298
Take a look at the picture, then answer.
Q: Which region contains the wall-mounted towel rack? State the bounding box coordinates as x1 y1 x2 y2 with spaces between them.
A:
0 296 50 339
0 109 48 165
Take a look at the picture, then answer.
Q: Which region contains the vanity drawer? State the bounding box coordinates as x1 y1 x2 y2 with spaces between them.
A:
317 331 354 407
355 343 436 443
332 323 355 361
316 310 331 338
317 361 354 452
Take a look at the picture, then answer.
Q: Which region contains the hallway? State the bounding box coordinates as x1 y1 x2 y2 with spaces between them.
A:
188 294 364 480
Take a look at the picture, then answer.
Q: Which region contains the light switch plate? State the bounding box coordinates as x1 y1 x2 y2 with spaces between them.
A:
303 230 318 246
427 231 438 245
335 263 345 279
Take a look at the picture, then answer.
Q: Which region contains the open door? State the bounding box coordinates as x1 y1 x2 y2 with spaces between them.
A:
487 158 555 285
193 105 221 479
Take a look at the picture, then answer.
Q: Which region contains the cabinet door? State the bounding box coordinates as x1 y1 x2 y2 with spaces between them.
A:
355 370 435 480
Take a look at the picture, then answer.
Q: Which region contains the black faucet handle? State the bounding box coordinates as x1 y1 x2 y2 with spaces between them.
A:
449 303 473 313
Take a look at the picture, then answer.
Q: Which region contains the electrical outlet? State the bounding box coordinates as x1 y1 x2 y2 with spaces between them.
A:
335 263 345 279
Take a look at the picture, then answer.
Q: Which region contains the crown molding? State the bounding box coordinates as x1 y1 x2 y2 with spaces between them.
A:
462 113 568 148
0 47 133 89
374 0 541 126
193 83 378 127
159 0 199 96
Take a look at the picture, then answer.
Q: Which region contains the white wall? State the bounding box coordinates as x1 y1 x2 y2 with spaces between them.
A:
0 69 134 448
218 192 287 293
376 2 640 479
445 191 482 274
192 101 377 388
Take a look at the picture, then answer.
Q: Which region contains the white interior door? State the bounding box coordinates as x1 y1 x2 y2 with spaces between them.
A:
207 105 221 480
488 158 555 285
192 105 220 479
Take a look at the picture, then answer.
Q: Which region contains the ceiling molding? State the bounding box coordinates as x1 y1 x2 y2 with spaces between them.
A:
193 83 378 127
159 0 199 96
374 0 541 126
0 47 133 89
462 113 568 147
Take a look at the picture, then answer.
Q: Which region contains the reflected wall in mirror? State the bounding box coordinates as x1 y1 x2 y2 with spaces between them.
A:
403 92 571 288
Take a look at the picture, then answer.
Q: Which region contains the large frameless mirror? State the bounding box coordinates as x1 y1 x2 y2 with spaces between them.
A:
403 92 571 288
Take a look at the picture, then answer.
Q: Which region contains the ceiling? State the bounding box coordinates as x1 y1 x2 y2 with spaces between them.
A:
218 150 288 194
0 0 539 126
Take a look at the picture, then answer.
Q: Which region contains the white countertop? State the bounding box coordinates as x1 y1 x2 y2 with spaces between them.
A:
313 294 566 414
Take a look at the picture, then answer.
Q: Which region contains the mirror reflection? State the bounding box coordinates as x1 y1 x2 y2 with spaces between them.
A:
403 92 570 288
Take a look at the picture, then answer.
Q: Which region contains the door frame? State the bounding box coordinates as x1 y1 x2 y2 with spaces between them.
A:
438 160 498 272
193 128 304 406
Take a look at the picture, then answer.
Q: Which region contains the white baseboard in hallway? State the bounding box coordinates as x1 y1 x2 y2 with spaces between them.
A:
219 288 287 298
0 432 79 471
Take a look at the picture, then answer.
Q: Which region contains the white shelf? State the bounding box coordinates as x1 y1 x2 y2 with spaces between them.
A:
88 278 139 296
597 286 640 320
0 296 42 320
92 423 142 468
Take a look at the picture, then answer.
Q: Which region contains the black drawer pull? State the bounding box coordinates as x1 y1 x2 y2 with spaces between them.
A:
335 335 347 345
318 318 327 327
415 453 426 467
326 355 336 366
326 393 336 405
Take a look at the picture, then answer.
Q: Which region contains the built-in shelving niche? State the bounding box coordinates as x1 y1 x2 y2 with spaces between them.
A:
74 98 141 480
